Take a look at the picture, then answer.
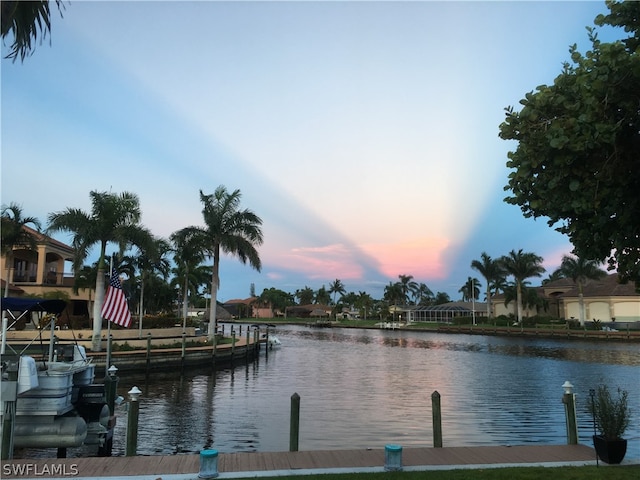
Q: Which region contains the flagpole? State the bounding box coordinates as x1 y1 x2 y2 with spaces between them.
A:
106 254 113 376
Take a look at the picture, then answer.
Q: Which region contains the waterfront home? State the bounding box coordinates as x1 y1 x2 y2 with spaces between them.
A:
1 226 91 326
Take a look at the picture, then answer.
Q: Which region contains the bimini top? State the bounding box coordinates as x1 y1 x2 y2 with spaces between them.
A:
1 297 67 314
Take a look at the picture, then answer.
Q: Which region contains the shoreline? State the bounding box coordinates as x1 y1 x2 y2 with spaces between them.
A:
227 319 640 342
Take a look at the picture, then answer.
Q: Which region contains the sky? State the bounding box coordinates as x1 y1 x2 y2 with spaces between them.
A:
1 1 621 303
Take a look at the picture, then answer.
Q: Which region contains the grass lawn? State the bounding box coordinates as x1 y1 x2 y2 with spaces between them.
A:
234 465 637 480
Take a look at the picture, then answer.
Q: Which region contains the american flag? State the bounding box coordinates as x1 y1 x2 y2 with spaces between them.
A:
101 268 132 328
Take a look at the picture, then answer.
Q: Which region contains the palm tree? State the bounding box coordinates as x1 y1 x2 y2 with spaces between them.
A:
557 255 606 327
433 291 451 305
47 190 146 351
542 269 565 285
499 249 545 325
328 279 346 306
124 233 171 336
458 277 480 301
503 281 547 316
355 291 373 320
71 260 108 322
193 186 263 338
295 286 315 305
170 263 212 318
315 286 331 305
397 274 418 304
414 282 434 306
1 202 41 297
471 252 505 318
171 227 208 330
1 0 65 62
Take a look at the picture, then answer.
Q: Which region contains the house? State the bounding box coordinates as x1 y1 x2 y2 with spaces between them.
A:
1 226 92 323
222 297 275 319
285 304 332 319
559 274 639 325
492 274 640 327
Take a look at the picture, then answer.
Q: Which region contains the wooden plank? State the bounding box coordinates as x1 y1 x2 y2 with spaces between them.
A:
0 445 598 478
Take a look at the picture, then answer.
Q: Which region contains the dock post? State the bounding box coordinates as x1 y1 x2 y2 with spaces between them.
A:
245 329 250 358
265 325 270 359
125 386 142 456
212 333 217 367
1 363 18 460
290 392 300 451
105 334 113 377
231 331 236 361
99 365 119 456
181 333 187 367
432 390 443 447
198 449 219 478
562 381 578 445
146 333 152 371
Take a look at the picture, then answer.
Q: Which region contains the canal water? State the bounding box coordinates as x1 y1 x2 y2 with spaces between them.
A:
105 324 639 459
16 324 638 459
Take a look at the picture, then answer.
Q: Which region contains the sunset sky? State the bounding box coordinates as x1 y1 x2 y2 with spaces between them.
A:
1 1 620 302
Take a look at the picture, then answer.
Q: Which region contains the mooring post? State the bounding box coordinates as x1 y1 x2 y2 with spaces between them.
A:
265 325 270 358
181 333 187 367
432 390 443 448
98 365 119 456
562 381 578 445
105 334 113 377
212 332 218 367
104 365 119 416
290 392 300 451
231 331 236 359
146 333 152 370
1 362 18 460
245 329 250 358
126 386 142 456
253 328 259 353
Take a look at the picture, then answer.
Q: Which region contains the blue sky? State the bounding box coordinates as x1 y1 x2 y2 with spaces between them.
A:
1 1 618 302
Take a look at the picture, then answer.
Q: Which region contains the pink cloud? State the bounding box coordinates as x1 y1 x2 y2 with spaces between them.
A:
271 243 365 280
361 237 451 280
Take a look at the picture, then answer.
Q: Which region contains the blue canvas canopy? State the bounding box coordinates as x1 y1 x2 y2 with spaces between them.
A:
1 297 67 315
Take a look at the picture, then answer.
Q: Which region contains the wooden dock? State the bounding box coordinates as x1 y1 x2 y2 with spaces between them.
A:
1 444 603 478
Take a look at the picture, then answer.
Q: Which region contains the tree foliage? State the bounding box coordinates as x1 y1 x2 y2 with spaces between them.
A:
1 0 64 62
499 1 640 286
47 190 146 350
194 186 263 337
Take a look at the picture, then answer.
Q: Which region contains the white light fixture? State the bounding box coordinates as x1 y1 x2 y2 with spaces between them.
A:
562 381 574 395
108 365 118 378
128 386 142 401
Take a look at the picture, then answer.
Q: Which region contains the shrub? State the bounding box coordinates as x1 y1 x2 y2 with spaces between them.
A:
588 385 631 440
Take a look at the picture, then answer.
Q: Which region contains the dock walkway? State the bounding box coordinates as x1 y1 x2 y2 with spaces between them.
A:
1 444 608 479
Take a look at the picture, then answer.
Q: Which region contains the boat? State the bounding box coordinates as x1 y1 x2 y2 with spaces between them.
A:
1 297 113 458
258 324 282 350
261 333 282 350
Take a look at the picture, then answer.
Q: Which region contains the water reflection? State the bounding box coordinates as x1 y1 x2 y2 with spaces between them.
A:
287 327 640 366
17 325 640 459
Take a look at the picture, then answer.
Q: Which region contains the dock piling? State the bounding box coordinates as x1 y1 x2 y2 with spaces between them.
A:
290 392 300 452
432 390 443 448
562 381 578 445
125 386 142 456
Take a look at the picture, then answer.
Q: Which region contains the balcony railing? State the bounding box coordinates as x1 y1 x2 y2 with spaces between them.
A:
12 271 75 286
